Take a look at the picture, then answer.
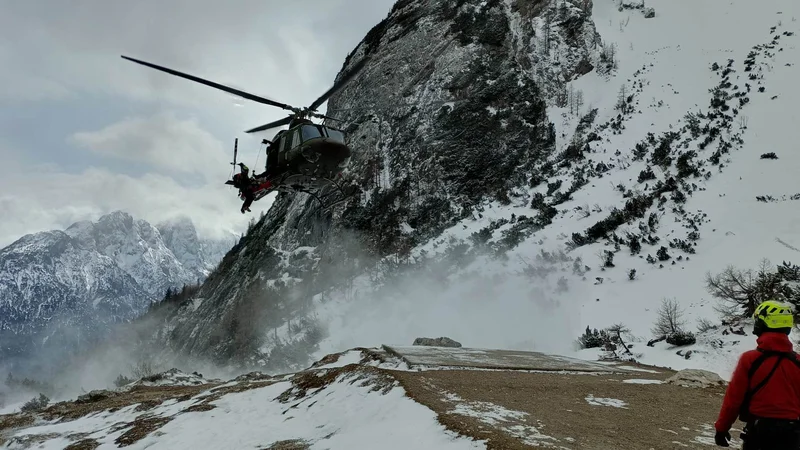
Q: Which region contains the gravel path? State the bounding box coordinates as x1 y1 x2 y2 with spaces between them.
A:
391 367 734 449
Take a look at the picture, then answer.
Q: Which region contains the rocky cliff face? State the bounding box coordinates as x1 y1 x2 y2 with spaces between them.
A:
0 211 234 373
143 0 602 372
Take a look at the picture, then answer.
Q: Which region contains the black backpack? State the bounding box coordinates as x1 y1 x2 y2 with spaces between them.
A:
739 349 800 423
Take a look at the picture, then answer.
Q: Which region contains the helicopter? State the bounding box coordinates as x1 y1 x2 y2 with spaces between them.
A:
120 55 368 213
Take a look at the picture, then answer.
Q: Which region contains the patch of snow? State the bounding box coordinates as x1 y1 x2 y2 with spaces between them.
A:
443 391 559 447
622 378 664 384
616 365 661 373
585 394 629 409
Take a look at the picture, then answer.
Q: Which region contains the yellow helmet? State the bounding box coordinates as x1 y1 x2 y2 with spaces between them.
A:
753 300 794 334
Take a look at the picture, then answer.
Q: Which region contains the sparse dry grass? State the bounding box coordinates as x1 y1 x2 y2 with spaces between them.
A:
261 439 311 449
41 384 217 422
276 364 396 404
114 415 172 447
64 438 100 450
0 412 35 446
0 413 34 432
392 367 728 450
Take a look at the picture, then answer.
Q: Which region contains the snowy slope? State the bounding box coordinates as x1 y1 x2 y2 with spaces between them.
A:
309 0 800 379
532 0 800 376
0 365 484 450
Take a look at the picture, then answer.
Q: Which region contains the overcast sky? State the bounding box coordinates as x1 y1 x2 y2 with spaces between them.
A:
0 0 396 246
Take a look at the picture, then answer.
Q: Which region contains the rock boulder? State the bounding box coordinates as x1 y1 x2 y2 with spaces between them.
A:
413 337 462 348
665 369 726 388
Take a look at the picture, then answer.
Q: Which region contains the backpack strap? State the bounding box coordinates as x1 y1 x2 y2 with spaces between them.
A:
740 349 800 422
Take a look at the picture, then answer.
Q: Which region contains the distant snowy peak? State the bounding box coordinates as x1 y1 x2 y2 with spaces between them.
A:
0 210 235 368
157 215 237 276
58 211 189 296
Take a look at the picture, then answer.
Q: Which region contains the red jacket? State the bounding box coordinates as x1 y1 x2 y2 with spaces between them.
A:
715 332 800 432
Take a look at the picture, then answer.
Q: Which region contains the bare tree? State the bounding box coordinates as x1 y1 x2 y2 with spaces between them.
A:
543 10 552 54
616 84 628 112
130 359 157 379
608 323 633 356
555 84 569 108
567 84 576 114
705 259 788 319
739 115 749 129
576 90 585 114
696 317 717 333
652 298 686 336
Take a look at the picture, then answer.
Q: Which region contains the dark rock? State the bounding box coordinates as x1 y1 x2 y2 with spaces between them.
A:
76 390 117 404
413 337 462 348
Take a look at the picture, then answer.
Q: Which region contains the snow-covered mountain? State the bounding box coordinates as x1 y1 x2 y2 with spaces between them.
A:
0 211 235 373
123 0 800 382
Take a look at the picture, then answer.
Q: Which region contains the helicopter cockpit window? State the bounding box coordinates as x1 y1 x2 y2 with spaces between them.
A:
300 125 323 142
325 128 345 143
281 130 298 151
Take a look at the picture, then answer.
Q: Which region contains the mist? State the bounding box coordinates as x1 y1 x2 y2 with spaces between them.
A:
308 236 587 361
1 208 586 411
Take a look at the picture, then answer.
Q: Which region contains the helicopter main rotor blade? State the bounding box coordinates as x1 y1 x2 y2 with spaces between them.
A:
307 57 370 112
121 55 295 111
308 111 343 122
245 115 294 134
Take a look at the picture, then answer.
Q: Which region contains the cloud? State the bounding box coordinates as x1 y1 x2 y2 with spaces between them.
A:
70 112 230 181
0 159 263 247
0 0 395 245
0 1 395 111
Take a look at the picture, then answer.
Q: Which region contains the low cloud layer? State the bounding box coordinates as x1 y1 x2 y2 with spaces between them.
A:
70 112 229 181
0 158 260 246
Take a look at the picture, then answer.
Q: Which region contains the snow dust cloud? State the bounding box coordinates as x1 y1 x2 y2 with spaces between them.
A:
311 238 587 360
0 307 235 410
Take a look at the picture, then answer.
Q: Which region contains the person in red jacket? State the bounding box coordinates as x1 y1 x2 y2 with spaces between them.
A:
714 300 800 448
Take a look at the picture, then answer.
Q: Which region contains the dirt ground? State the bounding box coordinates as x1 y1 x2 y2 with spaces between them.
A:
391 367 733 450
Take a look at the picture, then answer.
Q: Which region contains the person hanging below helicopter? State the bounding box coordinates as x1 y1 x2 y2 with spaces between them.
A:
231 162 255 214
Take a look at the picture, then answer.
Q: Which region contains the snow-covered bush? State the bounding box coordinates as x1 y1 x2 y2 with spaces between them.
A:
577 326 614 349
114 374 133 388
666 331 696 346
20 393 49 412
644 7 655 18
637 166 656 183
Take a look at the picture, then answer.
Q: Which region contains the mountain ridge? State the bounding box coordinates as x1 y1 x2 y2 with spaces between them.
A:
0 210 236 374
